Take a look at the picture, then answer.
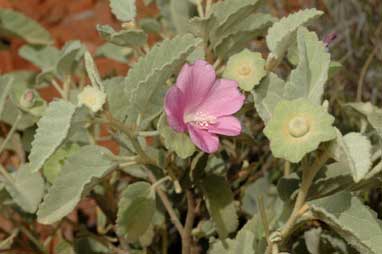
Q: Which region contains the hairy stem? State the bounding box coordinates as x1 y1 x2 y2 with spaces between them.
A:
182 190 195 254
280 151 330 238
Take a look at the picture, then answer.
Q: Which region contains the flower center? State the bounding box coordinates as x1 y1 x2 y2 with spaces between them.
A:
288 116 310 138
238 64 252 76
184 111 217 129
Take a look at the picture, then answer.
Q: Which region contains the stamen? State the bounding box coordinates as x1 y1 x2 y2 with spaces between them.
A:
184 111 217 129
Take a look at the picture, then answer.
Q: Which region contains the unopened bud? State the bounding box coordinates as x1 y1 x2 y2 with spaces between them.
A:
19 89 37 108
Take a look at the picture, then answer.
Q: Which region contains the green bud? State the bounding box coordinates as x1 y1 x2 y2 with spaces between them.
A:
223 49 266 91
19 89 37 109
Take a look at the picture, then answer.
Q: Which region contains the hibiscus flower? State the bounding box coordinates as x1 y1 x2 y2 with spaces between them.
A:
164 60 245 153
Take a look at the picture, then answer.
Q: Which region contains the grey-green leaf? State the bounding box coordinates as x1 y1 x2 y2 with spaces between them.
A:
266 8 323 59
253 73 285 123
37 145 117 224
97 25 147 47
3 164 44 213
56 41 84 77
19 45 60 70
329 131 372 183
284 27 330 105
109 0 136 22
104 77 128 121
28 100 77 172
158 114 195 159
310 192 382 254
116 182 156 242
124 33 202 126
201 175 238 239
0 9 53 45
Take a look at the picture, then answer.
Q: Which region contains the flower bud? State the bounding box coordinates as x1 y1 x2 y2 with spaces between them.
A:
19 89 37 109
78 86 106 112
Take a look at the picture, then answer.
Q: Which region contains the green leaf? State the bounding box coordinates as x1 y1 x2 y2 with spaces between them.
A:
169 0 192 33
19 45 60 70
158 114 195 159
97 25 147 47
139 18 161 34
56 41 84 77
211 13 275 52
208 215 263 254
37 145 116 224
209 0 263 36
329 131 372 182
284 27 330 105
109 0 136 22
95 43 132 63
3 164 44 213
28 100 77 172
214 14 274 59
116 182 156 242
266 8 323 60
310 192 382 254
42 143 80 183
201 175 238 239
104 77 128 121
124 33 202 126
84 51 103 91
0 8 53 45
253 73 285 123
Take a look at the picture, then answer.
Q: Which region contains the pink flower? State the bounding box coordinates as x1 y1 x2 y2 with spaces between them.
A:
164 60 245 153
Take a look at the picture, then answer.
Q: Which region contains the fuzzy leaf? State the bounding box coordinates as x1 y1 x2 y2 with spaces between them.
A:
214 14 274 59
210 0 262 36
158 114 195 159
97 25 147 47
109 0 136 22
253 73 285 123
116 182 156 242
19 45 60 70
37 145 116 224
0 76 12 115
104 77 128 120
124 34 202 126
28 100 77 172
330 131 372 182
56 41 84 77
139 18 161 34
84 51 103 91
3 164 44 213
310 192 382 254
201 175 238 239
96 43 132 63
170 0 192 33
266 8 323 59
211 13 275 52
284 27 330 105
0 9 53 45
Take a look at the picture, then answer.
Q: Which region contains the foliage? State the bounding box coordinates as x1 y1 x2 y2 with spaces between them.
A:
0 1 381 254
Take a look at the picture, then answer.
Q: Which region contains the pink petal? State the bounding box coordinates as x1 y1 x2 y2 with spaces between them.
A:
208 116 242 136
164 86 187 132
188 125 219 153
196 79 245 117
176 60 216 113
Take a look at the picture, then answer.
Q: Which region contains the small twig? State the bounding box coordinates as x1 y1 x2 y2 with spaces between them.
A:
0 112 22 155
146 170 185 236
356 47 377 101
138 130 160 137
182 190 195 254
51 79 65 98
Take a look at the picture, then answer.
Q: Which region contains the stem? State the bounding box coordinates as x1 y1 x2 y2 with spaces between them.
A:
182 190 195 254
284 161 291 176
51 80 65 98
19 225 49 254
196 0 205 17
0 112 22 154
146 170 184 236
356 47 376 101
138 130 160 137
205 0 212 16
280 151 330 239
